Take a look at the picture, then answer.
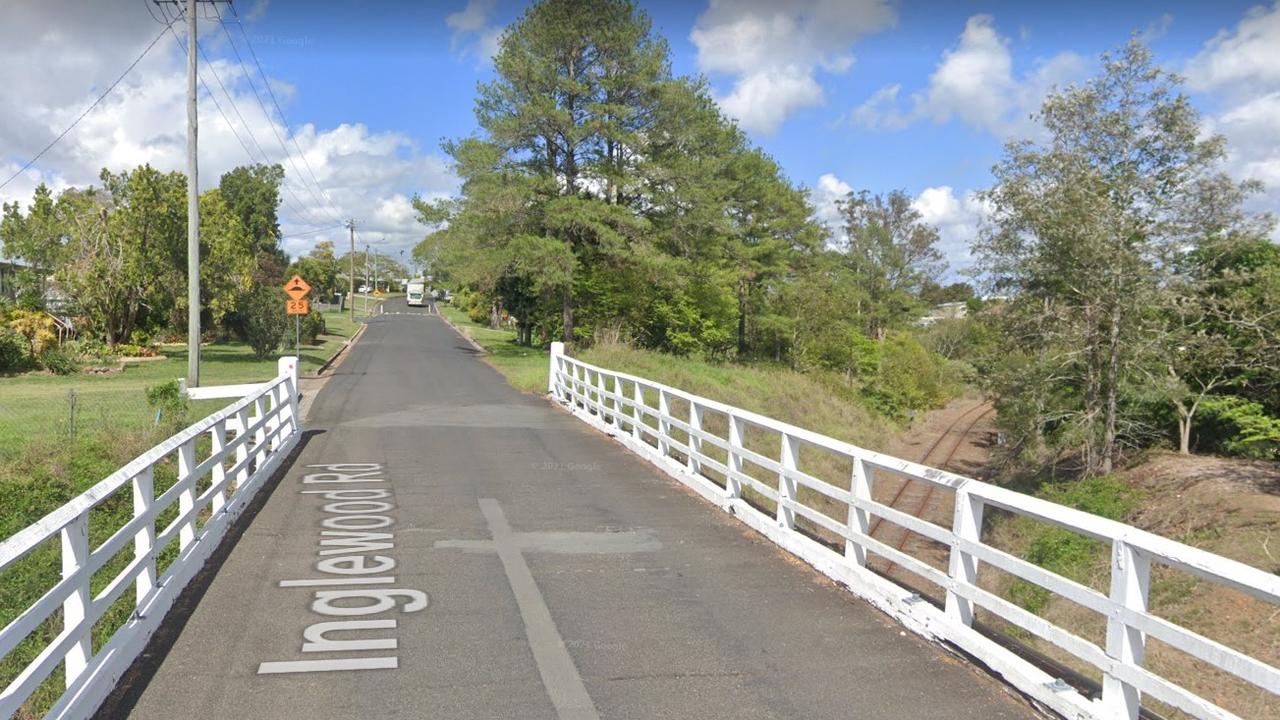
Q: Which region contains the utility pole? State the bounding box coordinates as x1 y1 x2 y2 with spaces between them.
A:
365 244 371 294
346 219 356 322
373 245 379 293
185 0 200 386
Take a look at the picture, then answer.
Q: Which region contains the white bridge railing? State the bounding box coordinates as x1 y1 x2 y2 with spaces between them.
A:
549 344 1280 720
0 358 302 719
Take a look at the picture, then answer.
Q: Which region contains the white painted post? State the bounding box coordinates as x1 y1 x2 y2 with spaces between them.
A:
548 341 564 397
60 515 90 687
687 402 703 475
631 381 644 441
726 414 745 499
1102 539 1151 720
777 433 799 530
278 356 299 433
252 396 268 471
234 405 251 492
132 467 156 605
595 370 611 425
209 422 227 516
945 486 985 626
657 389 671 458
177 440 197 550
846 458 872 567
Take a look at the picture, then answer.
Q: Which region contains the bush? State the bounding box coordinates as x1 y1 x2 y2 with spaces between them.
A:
1196 396 1280 460
0 329 31 373
864 332 957 418
36 347 78 375
238 286 288 359
301 310 326 343
63 338 111 362
145 380 189 426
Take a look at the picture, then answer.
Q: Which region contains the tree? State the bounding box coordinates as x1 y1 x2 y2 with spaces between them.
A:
974 40 1266 475
838 190 943 340
220 164 287 282
0 183 64 304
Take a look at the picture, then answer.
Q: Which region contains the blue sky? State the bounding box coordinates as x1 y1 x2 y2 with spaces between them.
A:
2 1 1279 275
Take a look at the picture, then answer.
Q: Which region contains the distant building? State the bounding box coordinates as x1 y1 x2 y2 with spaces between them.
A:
917 301 969 326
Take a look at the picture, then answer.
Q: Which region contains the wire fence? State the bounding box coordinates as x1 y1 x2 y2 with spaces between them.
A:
0 383 205 471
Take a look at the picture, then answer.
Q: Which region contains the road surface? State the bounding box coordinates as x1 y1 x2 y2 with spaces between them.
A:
101 298 1035 720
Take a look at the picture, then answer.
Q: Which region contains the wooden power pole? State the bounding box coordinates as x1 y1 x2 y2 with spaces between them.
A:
347 219 356 322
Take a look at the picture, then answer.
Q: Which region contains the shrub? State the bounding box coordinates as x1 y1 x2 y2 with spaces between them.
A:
238 286 288 359
115 343 158 358
1195 396 1280 460
145 380 189 425
0 329 31 373
7 309 57 355
36 347 78 375
63 338 111 362
301 310 326 343
864 332 957 418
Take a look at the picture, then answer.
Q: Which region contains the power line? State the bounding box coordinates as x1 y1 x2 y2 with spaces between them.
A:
164 23 332 230
0 21 175 194
279 223 345 240
222 3 346 225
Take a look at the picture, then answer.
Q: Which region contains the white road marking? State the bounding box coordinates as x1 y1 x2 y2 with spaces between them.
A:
477 498 601 720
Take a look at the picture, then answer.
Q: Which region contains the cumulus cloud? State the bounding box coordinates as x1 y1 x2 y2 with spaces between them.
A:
446 0 502 62
0 0 456 261
851 15 1084 138
809 172 854 246
691 0 896 135
910 186 991 276
1187 2 1280 238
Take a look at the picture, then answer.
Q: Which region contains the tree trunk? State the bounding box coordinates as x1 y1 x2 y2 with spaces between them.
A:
562 287 573 344
1100 303 1122 475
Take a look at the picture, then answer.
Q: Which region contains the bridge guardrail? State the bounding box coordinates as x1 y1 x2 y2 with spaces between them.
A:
0 358 302 719
548 343 1280 720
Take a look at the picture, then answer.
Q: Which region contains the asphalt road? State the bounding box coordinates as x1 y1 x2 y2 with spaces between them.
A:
106 298 1035 720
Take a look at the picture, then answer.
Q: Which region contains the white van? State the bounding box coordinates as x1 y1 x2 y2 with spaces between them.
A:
406 279 428 307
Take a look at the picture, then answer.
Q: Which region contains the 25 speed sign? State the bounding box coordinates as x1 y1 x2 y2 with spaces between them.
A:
287 298 310 315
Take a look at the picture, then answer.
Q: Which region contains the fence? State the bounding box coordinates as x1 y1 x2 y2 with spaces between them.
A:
548 343 1280 720
0 358 301 719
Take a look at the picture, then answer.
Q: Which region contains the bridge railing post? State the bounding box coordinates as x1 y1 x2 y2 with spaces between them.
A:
177 440 198 550
131 467 156 606
595 370 611 426
657 389 671 458
687 402 703 476
631 381 644 441
777 433 799 530
548 342 564 398
277 356 299 433
60 514 90 688
846 458 872 567
726 414 744 500
1102 539 1151 720
945 485 984 625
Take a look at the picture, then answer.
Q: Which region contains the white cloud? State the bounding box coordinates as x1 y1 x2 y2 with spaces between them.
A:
851 15 1084 139
446 0 502 62
0 0 456 262
1186 3 1280 93
1187 2 1280 239
911 186 991 276
810 172 854 246
691 0 896 134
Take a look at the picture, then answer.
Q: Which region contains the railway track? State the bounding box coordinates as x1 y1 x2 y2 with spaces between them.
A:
868 400 993 575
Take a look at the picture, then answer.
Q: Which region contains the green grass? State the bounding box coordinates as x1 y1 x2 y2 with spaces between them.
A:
0 310 359 457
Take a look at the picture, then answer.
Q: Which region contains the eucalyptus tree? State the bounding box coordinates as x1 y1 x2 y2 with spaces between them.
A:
975 40 1266 474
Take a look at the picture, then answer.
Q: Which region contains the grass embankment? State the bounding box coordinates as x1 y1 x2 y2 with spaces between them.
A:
437 304 895 452
0 310 360 718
